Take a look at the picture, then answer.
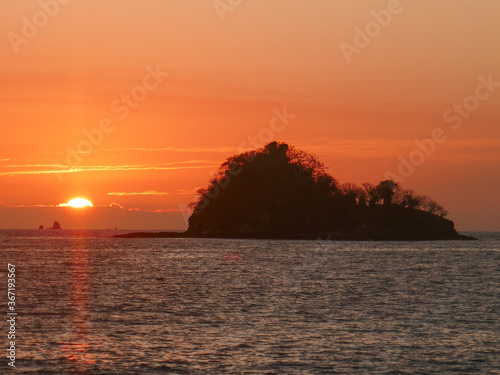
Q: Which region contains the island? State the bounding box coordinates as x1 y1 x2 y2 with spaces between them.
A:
116 142 476 241
49 221 62 230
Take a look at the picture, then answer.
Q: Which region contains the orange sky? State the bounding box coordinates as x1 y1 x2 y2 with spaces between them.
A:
1 0 499 231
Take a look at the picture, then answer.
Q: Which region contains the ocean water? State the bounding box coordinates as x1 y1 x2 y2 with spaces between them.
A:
1 230 499 374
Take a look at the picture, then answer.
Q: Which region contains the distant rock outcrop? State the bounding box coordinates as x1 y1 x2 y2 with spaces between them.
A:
38 225 44 230
49 221 62 230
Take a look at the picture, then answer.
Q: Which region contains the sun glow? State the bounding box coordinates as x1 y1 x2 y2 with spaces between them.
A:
60 198 93 208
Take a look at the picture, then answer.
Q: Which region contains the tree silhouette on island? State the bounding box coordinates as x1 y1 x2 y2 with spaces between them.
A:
118 142 475 240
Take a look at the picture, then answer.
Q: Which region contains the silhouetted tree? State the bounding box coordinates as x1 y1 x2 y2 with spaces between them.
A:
376 180 400 206
394 189 421 209
362 182 380 206
420 196 448 217
340 183 361 206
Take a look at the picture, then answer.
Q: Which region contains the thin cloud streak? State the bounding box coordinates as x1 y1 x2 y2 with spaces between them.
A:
107 189 196 196
0 202 60 208
2 160 220 168
103 147 238 153
125 207 189 213
43 147 239 155
107 190 170 197
148 208 190 213
0 202 179 213
0 202 121 209
294 138 500 161
0 163 219 177
2 160 218 168
173 189 197 195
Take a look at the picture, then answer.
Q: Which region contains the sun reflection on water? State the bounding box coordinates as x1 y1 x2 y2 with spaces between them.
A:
58 244 97 373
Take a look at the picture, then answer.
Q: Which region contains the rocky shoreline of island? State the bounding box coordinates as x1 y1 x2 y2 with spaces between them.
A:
114 231 477 240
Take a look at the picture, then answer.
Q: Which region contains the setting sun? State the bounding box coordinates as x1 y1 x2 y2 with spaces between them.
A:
60 198 93 208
